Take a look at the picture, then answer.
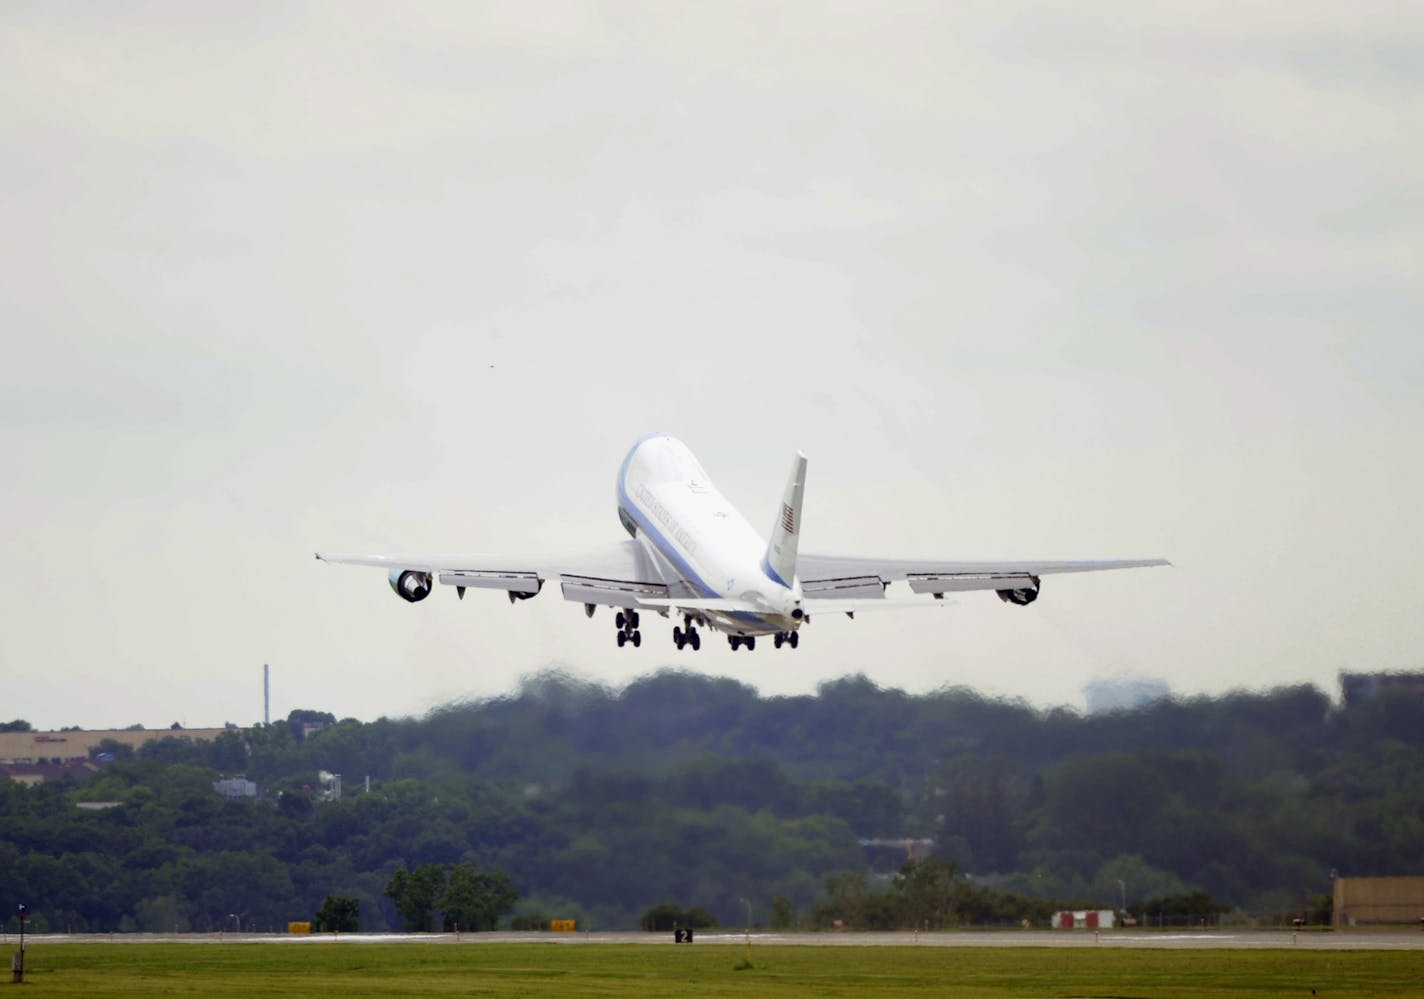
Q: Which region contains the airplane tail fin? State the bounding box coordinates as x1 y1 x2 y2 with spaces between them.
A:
763 451 807 588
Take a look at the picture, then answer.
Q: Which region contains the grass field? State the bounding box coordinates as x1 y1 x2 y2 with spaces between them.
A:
11 942 1424 998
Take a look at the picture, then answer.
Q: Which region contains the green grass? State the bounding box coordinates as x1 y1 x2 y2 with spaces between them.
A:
12 942 1424 998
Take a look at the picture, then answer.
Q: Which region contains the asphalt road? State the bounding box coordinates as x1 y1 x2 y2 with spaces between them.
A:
14 929 1424 950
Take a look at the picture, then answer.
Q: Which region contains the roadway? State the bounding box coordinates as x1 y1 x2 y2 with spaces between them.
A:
13 929 1424 950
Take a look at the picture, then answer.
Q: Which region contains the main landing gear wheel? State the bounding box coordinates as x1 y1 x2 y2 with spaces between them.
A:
673 624 702 651
615 609 641 648
774 631 801 649
728 635 757 651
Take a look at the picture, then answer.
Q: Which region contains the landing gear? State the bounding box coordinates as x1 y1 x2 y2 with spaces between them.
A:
672 623 702 651
728 635 756 651
615 609 641 648
772 630 799 649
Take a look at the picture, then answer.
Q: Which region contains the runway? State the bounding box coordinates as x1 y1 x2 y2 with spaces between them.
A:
16 929 1424 950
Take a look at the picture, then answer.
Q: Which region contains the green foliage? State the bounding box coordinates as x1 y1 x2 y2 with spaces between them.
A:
313 894 361 932
442 864 517 931
1135 889 1233 918
508 911 551 930
385 864 447 932
91 737 135 761
892 857 962 928
770 894 795 929
1 719 33 732
4 672 1424 934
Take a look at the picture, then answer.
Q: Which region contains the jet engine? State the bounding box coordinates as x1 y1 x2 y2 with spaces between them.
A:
996 576 1040 606
388 569 433 603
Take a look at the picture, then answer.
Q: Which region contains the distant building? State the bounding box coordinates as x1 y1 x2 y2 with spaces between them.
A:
0 727 234 767
0 760 102 787
1340 671 1424 706
1052 909 1117 929
1333 876 1424 927
213 777 258 799
1083 677 1170 714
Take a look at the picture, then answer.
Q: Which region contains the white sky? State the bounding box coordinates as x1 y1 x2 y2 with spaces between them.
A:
2 2 1421 729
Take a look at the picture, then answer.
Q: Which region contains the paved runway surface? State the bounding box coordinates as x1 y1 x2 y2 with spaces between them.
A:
16 929 1424 950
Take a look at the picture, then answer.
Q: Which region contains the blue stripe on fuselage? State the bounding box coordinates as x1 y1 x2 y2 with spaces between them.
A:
760 553 789 588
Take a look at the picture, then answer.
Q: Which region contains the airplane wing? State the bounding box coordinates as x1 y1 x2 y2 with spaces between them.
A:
315 541 671 609
797 554 1170 602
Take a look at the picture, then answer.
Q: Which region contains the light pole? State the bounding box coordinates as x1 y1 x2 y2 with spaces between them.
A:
1118 880 1127 914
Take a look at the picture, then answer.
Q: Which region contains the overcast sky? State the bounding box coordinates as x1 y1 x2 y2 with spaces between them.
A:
3 2 1421 730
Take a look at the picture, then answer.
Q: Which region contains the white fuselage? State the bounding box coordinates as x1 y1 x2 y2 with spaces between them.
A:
616 433 802 636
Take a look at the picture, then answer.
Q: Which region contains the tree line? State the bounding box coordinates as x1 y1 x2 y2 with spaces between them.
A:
2 669 1421 932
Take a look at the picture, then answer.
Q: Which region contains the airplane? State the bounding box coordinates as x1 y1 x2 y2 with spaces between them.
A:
316 432 1168 652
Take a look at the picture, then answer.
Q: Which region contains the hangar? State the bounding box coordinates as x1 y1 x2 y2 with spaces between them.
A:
1333 876 1424 928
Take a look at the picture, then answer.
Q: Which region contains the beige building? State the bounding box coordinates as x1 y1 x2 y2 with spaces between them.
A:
0 727 233 765
1333 876 1424 928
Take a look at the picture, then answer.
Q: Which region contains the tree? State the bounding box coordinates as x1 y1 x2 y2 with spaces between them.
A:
287 709 337 741
90 738 135 761
770 895 795 930
442 864 518 931
0 719 32 732
313 895 361 933
384 864 446 932
893 857 962 929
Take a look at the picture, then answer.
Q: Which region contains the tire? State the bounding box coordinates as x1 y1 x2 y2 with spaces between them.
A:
632 631 642 648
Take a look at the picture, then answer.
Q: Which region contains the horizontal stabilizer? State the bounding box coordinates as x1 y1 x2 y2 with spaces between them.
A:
638 597 768 613
802 598 952 615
